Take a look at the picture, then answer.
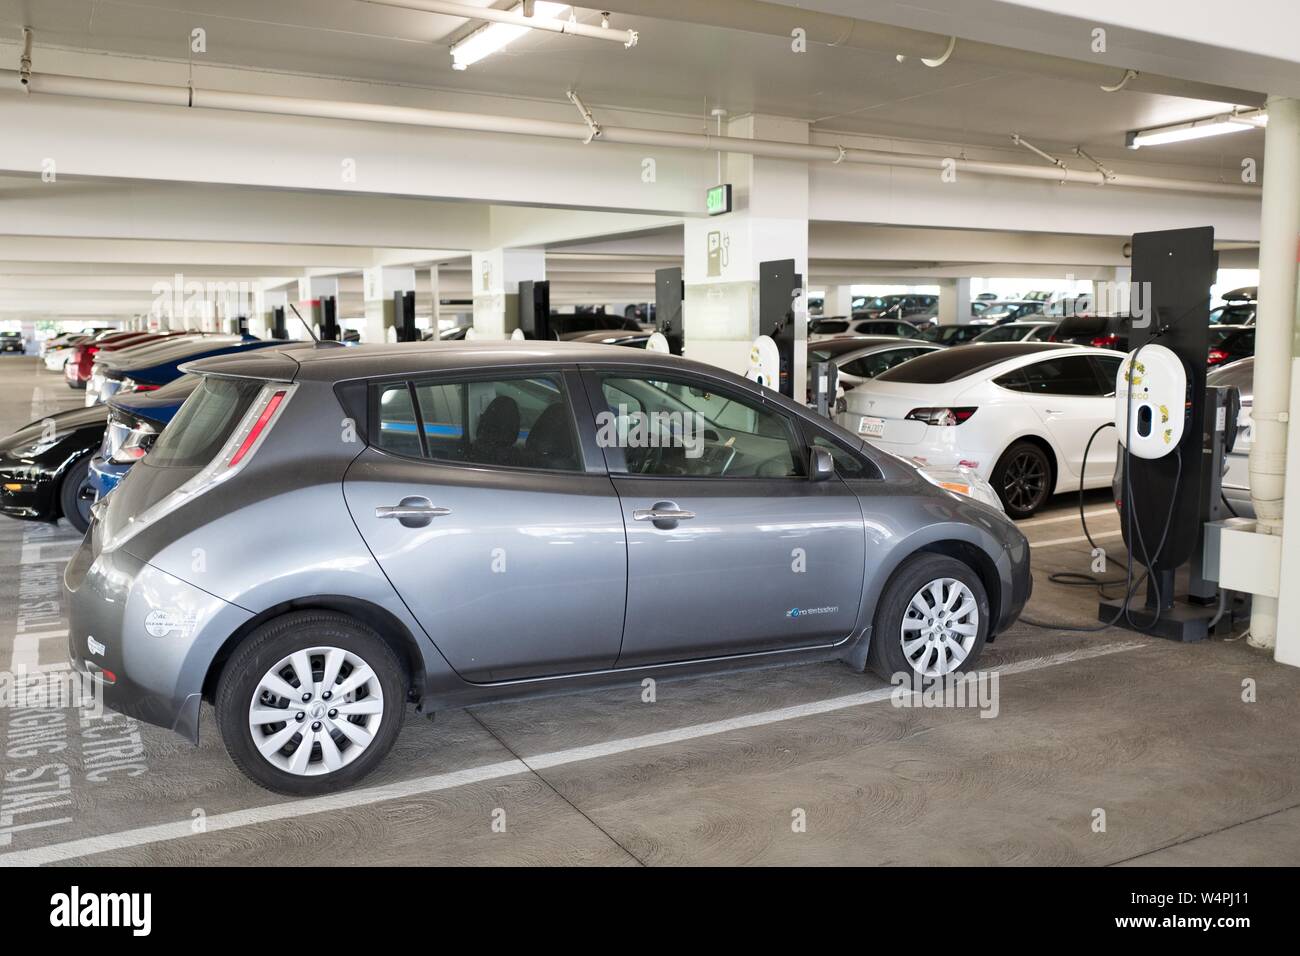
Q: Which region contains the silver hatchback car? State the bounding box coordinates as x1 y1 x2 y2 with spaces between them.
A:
66 341 1031 794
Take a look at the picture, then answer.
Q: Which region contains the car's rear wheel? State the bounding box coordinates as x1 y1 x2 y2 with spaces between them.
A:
59 454 94 534
216 612 407 795
868 554 990 683
991 440 1052 518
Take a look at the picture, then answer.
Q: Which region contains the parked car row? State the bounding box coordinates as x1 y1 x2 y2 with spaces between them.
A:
35 337 1033 795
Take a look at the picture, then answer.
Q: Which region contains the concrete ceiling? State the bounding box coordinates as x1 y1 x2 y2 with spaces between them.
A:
0 0 1272 167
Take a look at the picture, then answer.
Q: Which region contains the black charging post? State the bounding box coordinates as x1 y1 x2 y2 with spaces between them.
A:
654 267 684 355
759 259 800 400
1098 226 1226 641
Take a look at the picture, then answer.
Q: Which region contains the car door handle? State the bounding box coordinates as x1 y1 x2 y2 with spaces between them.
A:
376 504 451 519
633 508 695 521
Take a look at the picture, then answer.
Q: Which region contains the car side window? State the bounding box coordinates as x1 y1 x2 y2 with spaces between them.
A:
376 374 582 472
1018 356 1106 396
1090 356 1122 395
841 348 922 380
597 374 805 478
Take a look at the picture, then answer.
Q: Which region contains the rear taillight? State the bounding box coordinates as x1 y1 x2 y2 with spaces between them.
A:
229 390 286 467
1090 333 1119 348
1207 348 1229 365
906 407 978 426
108 422 157 465
100 383 295 553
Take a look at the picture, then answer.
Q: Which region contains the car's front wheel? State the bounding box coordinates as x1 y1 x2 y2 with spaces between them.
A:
216 612 407 795
59 454 95 534
991 440 1052 518
868 554 990 682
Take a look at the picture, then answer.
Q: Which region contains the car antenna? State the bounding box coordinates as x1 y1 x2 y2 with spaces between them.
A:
287 302 322 345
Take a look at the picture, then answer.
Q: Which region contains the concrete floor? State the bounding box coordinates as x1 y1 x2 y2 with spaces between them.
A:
0 354 1297 866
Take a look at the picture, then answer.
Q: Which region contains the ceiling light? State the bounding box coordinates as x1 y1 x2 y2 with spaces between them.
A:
1126 110 1267 149
450 2 570 71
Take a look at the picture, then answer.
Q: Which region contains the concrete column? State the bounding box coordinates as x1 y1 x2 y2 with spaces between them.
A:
937 278 972 325
424 265 440 340
1253 96 1300 657
684 114 810 396
471 248 545 340
363 266 417 344
299 276 340 340
823 284 854 317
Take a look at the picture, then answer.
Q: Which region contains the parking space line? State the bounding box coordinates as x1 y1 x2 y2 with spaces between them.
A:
9 628 69 671
0 640 1143 866
1016 508 1115 529
1029 529 1124 549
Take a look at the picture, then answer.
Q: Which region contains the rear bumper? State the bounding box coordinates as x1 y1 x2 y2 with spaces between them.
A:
64 527 254 742
88 455 129 498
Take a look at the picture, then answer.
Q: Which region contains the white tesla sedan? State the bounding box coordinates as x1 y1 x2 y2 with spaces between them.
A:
837 342 1123 517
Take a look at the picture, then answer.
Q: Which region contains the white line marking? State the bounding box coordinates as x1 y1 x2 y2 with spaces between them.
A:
9 628 69 671
0 641 1144 866
1030 529 1124 549
19 541 80 565
1016 508 1115 529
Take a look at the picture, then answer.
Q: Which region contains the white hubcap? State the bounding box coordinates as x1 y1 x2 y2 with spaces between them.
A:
248 646 385 777
900 578 979 677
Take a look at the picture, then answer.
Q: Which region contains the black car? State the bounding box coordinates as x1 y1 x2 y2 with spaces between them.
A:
810 316 921 339
1208 326 1254 368
919 323 994 346
0 331 24 353
1048 314 1128 350
0 404 106 531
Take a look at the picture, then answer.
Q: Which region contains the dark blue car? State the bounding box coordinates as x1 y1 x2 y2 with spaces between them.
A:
89 375 199 498
90 335 293 406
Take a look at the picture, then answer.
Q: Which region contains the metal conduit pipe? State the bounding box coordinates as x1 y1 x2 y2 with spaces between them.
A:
595 0 1265 107
360 0 638 46
1247 96 1300 650
2 69 1260 199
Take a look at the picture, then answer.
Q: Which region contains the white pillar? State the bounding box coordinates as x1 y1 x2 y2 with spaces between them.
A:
363 266 417 344
938 278 972 325
424 265 441 339
299 276 340 340
824 284 854 317
1254 96 1300 656
471 248 545 340
684 114 810 397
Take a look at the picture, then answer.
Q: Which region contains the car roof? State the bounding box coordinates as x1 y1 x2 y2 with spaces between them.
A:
809 335 914 355
184 339 771 391
873 341 1094 384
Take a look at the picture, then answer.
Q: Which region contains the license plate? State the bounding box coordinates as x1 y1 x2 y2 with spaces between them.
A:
857 416 886 438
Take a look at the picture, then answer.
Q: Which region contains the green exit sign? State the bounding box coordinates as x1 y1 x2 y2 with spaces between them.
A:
706 183 732 216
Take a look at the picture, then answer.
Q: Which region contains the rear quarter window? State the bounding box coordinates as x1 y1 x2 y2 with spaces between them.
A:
145 376 262 468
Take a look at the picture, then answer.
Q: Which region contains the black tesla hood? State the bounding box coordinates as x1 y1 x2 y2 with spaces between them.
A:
1 404 109 449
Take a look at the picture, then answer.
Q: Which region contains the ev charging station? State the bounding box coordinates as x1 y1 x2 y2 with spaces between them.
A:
752 258 800 400
393 290 417 342
516 279 551 340
654 267 684 356
1099 226 1245 641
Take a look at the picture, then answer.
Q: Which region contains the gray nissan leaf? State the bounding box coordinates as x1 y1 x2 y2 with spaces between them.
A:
66 341 1030 794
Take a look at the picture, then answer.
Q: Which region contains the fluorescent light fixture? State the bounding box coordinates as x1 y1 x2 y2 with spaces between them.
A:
451 2 570 70
1127 110 1267 149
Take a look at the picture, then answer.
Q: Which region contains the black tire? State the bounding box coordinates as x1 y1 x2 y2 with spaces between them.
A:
215 611 408 796
59 454 94 534
867 553 990 684
990 440 1052 519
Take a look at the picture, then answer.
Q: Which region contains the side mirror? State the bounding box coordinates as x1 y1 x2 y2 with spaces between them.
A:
809 446 835 482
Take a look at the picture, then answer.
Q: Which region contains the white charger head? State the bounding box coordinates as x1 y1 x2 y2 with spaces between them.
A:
1115 343 1186 459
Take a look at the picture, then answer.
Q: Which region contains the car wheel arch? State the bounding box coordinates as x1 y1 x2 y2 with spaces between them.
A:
201 596 424 706
994 432 1058 495
855 520 1007 650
